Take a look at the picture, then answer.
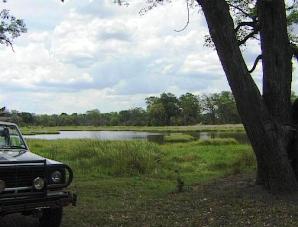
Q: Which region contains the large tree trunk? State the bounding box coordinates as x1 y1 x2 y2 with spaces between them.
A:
258 0 293 123
197 0 298 192
257 0 298 182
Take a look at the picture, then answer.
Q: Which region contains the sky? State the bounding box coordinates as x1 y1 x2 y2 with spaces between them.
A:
1 0 297 114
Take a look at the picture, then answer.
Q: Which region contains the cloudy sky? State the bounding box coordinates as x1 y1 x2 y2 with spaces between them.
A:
1 0 297 114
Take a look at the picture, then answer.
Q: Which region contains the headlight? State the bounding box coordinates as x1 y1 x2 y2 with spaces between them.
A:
51 170 62 184
33 177 45 190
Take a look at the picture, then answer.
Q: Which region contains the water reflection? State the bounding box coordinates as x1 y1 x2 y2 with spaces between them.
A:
24 131 163 141
24 130 249 144
188 131 249 144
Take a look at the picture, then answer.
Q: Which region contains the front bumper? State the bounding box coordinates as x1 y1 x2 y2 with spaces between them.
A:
0 191 77 215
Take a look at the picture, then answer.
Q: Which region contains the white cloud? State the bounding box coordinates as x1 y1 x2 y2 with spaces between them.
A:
2 0 295 113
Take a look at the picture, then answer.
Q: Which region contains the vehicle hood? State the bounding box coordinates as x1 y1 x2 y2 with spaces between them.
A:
0 150 61 165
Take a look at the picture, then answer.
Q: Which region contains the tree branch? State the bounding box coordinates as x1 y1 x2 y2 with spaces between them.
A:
234 21 256 33
0 37 14 51
249 55 262 73
227 2 253 19
237 29 259 46
174 0 190 32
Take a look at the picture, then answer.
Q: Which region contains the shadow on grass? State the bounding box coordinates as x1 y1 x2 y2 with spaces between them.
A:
0 214 38 227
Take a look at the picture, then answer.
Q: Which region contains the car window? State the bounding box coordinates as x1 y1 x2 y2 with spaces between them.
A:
0 125 26 149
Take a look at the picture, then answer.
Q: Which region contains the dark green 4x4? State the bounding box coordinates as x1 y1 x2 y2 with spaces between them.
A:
0 121 76 227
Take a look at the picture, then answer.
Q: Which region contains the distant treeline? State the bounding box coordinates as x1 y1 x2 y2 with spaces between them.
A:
7 91 242 126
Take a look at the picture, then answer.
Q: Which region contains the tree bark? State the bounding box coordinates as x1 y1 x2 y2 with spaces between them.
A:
258 0 293 124
197 0 298 192
257 0 298 181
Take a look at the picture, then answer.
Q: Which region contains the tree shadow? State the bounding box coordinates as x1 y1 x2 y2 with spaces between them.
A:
0 214 39 227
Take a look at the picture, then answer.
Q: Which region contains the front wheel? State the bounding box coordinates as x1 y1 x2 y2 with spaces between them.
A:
39 207 63 227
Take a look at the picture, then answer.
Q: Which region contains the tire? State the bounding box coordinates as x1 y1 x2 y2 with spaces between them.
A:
39 207 63 227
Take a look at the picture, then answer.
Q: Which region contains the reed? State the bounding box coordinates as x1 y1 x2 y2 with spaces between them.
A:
27 139 162 176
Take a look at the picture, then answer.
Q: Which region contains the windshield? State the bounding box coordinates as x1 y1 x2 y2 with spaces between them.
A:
0 125 26 150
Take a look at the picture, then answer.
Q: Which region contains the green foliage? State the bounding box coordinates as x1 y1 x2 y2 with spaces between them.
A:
201 91 241 124
7 91 243 127
146 93 180 126
0 4 26 48
179 93 202 125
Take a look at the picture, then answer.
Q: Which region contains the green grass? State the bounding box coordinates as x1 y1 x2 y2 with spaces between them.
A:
160 141 255 183
27 139 255 181
22 139 298 226
24 139 259 226
21 124 244 135
28 140 162 177
21 128 61 135
15 138 298 226
196 137 239 145
164 133 195 143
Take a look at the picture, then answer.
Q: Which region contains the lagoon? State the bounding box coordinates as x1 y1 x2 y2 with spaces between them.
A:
24 130 249 144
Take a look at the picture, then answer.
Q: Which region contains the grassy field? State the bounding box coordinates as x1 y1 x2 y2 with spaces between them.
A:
21 124 244 135
9 138 296 226
23 138 260 226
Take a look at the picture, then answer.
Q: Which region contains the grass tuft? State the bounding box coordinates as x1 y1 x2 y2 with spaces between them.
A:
164 133 195 143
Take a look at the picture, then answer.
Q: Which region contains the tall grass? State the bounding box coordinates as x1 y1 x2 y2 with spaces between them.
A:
27 139 162 177
161 141 255 183
27 139 256 184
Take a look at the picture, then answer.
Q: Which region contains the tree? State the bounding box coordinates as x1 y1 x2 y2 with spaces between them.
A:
214 91 240 124
160 93 180 125
128 108 147 126
119 108 147 126
120 0 298 192
146 96 167 125
197 0 298 193
18 112 34 125
86 109 101 126
179 93 201 125
201 94 218 124
0 1 26 49
145 93 180 125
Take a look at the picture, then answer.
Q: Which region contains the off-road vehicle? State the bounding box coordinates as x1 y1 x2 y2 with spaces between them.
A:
0 121 76 227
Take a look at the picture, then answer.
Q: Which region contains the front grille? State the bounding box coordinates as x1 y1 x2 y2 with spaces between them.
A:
0 160 47 198
0 166 45 188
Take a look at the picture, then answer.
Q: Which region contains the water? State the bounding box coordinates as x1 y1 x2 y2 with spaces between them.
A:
24 131 164 142
24 130 249 144
188 131 249 144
